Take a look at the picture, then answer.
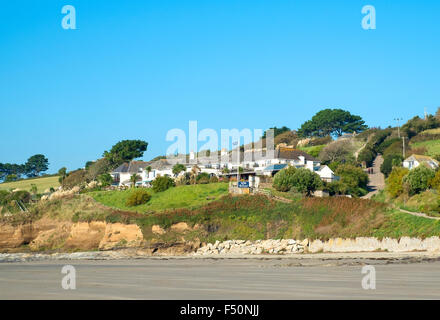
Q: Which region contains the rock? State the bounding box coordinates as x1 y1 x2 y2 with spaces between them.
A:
300 239 309 247
170 222 191 233
98 223 144 250
152 225 166 235
65 222 106 250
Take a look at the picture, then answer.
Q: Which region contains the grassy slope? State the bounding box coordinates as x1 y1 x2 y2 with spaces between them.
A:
297 145 326 158
0 176 60 193
89 183 229 213
10 192 440 243
410 139 440 157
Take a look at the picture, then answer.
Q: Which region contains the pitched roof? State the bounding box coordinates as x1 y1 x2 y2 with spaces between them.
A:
406 154 439 164
112 163 129 173
276 147 318 161
112 161 150 174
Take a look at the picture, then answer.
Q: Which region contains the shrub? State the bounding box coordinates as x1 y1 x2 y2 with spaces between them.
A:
386 167 409 198
335 164 369 197
85 158 112 181
98 173 113 187
431 170 440 190
152 176 175 192
62 169 88 189
125 189 151 207
358 147 376 167
403 166 435 195
209 176 219 183
273 166 297 192
6 190 32 204
0 190 10 205
290 168 322 196
380 154 404 177
196 172 210 184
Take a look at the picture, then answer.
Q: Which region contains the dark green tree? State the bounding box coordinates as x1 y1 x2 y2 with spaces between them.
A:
103 140 148 167
24 154 49 177
172 163 186 177
298 109 368 137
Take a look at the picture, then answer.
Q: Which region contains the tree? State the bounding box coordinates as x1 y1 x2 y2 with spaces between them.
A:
58 167 67 184
319 140 354 164
298 109 368 138
273 166 297 192
335 164 369 196
130 174 141 188
386 167 409 198
103 140 148 167
290 168 322 196
145 166 152 177
380 154 404 177
24 154 49 177
403 166 435 195
152 176 175 192
172 163 186 177
430 170 440 190
86 158 111 181
263 126 291 138
196 172 210 184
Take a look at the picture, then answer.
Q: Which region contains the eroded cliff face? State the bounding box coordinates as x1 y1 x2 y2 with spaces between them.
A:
0 220 145 252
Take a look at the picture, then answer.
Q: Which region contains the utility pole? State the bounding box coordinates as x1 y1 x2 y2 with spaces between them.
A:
233 141 240 184
394 118 403 138
402 136 406 158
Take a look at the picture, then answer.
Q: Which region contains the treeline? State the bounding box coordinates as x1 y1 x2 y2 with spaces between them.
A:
0 154 49 182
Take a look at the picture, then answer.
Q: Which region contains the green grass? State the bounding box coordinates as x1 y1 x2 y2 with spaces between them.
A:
420 128 440 135
0 176 60 193
89 183 229 213
410 139 440 157
297 145 326 157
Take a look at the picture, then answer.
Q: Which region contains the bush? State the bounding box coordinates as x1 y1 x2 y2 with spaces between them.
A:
98 173 113 187
335 164 369 197
0 190 10 205
196 172 210 184
431 170 440 191
380 154 404 177
358 147 376 167
6 190 32 204
125 189 151 207
403 166 435 195
85 158 112 181
152 176 175 192
386 167 409 198
290 168 322 196
62 169 88 189
209 176 219 183
273 166 297 192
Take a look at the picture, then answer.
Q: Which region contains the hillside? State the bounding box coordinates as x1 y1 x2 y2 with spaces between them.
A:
89 183 229 213
0 176 60 193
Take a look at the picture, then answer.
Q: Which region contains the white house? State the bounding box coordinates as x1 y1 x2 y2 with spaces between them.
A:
110 147 339 187
403 154 439 170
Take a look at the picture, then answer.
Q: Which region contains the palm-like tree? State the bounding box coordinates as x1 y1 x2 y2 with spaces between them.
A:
130 174 141 188
190 165 201 184
145 166 152 179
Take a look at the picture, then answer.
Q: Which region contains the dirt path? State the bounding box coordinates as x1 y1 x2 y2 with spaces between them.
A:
362 155 385 199
397 208 440 220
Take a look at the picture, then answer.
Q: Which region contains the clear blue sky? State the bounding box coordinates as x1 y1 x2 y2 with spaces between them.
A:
1 0 439 173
